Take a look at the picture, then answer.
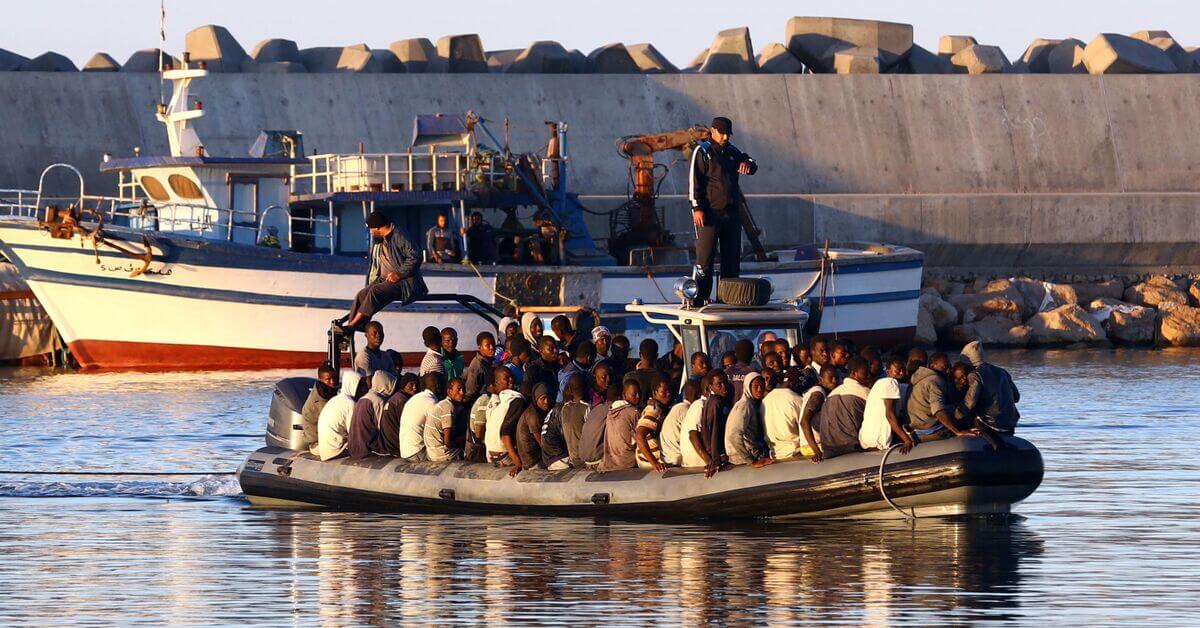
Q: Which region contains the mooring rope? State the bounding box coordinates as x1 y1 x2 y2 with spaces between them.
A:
877 444 919 521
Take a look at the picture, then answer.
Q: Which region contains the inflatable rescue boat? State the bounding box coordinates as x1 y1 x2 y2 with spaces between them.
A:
238 301 1043 519
238 382 1043 520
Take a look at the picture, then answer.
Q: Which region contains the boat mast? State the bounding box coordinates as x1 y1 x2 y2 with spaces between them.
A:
154 0 209 158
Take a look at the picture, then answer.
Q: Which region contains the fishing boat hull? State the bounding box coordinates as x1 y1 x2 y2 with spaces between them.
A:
236 438 1042 520
0 217 921 370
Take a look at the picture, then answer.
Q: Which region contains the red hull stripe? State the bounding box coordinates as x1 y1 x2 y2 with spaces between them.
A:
67 340 428 372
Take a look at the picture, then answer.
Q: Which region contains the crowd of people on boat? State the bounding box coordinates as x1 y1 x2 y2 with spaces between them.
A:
425 209 566 267
302 314 1020 478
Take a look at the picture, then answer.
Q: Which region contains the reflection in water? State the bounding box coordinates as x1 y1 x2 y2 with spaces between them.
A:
253 512 1041 624
2 350 1199 622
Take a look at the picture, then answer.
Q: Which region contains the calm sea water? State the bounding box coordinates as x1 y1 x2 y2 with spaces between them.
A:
1 349 1199 625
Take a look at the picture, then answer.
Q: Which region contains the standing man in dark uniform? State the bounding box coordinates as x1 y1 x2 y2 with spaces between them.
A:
688 116 757 307
340 211 428 332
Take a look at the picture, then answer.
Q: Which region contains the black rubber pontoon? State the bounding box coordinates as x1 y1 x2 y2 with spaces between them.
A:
237 378 1043 520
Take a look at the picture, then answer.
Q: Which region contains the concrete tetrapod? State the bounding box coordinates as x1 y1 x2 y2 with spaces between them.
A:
507 41 573 74
390 38 437 73
756 43 804 74
123 49 179 72
82 53 121 72
252 39 302 64
700 27 757 73
587 44 640 74
1047 38 1086 73
21 52 77 72
1130 31 1198 72
1082 34 1177 74
1015 38 1063 73
185 25 250 72
434 34 488 73
832 47 881 74
486 49 521 73
0 49 29 71
300 45 376 73
898 44 952 73
786 16 912 73
950 44 1009 74
686 48 710 73
371 49 403 73
938 35 979 58
627 43 678 74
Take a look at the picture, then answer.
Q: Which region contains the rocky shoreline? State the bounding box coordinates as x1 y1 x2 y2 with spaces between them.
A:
917 274 1200 349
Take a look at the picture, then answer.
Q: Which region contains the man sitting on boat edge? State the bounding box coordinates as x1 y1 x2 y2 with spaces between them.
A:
339 211 428 333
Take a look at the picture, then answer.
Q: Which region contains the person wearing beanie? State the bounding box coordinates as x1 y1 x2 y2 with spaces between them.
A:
341 210 427 332
687 116 758 307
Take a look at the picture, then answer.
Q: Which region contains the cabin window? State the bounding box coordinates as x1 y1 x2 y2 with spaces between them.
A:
168 174 204 200
139 176 169 202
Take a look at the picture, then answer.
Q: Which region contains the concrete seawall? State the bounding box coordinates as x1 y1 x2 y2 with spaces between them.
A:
4 73 1199 274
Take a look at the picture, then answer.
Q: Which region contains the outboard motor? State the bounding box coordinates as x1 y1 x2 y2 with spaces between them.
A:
266 377 316 450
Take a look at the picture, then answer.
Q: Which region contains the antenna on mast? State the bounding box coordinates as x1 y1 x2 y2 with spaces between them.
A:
158 0 167 107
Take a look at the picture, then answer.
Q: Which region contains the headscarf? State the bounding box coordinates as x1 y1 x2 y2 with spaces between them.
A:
531 382 550 412
497 316 515 342
591 326 611 343
961 340 985 367
521 312 541 344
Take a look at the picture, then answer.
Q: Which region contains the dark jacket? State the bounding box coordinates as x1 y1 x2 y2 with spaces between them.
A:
524 357 560 401
689 140 757 214
368 225 428 301
463 354 493 404
957 363 1021 433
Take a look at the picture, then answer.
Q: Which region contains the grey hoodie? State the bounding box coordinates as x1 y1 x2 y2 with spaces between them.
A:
725 372 768 465
348 371 397 458
907 366 951 431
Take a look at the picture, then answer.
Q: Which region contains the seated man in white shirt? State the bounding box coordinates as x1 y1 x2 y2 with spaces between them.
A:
424 378 467 462
399 372 445 461
859 357 916 453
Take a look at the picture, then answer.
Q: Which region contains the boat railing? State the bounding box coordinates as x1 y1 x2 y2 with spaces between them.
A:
0 188 41 218
2 191 336 254
290 150 513 197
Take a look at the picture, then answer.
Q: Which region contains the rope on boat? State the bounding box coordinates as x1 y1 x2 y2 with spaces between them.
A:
0 470 235 477
877 444 919 521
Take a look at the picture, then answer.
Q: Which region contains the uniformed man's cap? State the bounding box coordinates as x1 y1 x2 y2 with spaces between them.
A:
711 117 733 135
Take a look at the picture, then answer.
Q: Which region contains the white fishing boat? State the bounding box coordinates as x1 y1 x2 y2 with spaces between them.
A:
0 56 922 370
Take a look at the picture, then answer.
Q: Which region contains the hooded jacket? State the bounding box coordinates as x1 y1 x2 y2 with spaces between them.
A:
725 372 768 465
516 383 549 469
957 342 1021 432
598 399 641 472
495 316 516 365
762 384 804 459
348 371 397 459
520 312 541 344
317 370 363 461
